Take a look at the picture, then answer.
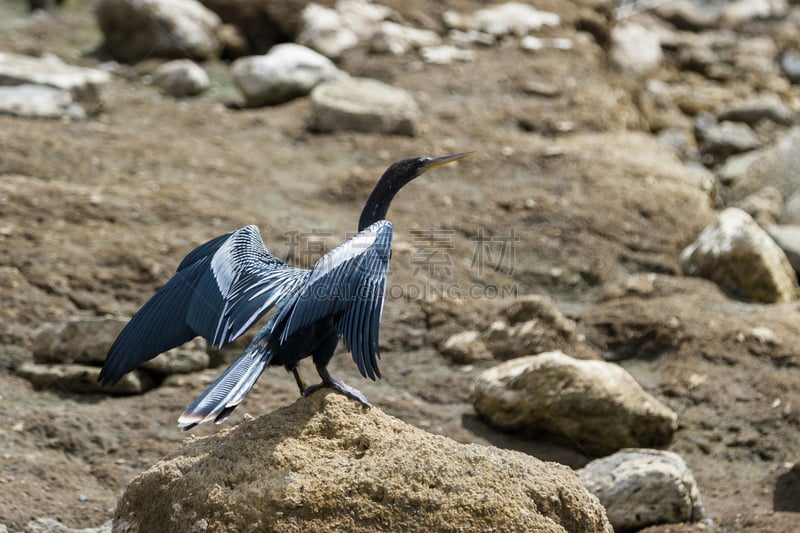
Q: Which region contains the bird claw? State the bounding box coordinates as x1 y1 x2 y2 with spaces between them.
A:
302 380 371 407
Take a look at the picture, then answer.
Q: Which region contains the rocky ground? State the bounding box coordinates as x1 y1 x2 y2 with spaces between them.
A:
0 0 799 531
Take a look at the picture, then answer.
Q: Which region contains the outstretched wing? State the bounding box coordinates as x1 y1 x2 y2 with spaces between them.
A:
274 221 393 380
99 225 308 385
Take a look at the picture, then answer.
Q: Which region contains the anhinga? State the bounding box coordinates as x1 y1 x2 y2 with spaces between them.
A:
98 152 472 429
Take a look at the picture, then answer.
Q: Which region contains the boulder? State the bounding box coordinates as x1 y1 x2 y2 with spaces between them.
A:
151 59 209 97
16 363 154 395
95 0 222 62
680 207 799 302
307 77 419 136
579 449 705 531
112 392 613 532
473 351 677 456
232 43 343 106
33 318 127 365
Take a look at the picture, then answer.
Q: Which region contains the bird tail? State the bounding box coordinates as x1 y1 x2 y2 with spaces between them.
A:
177 337 271 431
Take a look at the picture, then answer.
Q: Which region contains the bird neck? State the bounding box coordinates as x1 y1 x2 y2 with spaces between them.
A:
358 174 402 231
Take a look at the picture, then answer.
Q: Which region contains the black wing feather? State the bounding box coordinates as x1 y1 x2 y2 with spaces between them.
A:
100 226 307 385
278 221 392 380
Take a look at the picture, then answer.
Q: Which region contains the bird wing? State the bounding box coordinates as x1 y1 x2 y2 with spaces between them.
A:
274 220 393 380
99 225 308 385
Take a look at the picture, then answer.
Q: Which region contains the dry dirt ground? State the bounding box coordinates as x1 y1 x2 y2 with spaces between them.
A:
0 0 798 531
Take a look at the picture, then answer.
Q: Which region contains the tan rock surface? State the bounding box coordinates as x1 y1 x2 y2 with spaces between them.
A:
114 392 612 533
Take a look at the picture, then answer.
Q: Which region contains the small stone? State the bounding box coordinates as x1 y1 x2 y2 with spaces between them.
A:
420 45 474 65
140 338 210 375
717 94 793 126
151 59 209 97
232 43 343 106
16 363 154 395
681 207 799 302
610 23 663 78
783 190 800 223
720 0 787 27
579 449 705 531
695 116 760 160
736 186 783 225
0 84 83 119
307 77 419 136
32 318 127 365
520 36 573 52
297 3 359 59
471 2 560 37
440 331 492 364
370 21 441 56
765 224 800 273
0 51 109 111
780 50 800 83
447 29 495 47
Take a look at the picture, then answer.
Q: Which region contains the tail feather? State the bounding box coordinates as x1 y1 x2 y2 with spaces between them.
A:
178 342 270 430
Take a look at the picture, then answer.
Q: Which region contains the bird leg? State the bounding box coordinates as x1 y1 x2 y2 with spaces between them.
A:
289 365 308 395
301 364 371 407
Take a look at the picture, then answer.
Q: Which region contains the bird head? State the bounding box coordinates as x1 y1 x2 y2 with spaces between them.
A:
390 151 475 188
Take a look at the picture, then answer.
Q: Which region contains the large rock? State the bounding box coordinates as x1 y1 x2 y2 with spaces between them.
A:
680 207 799 302
16 363 154 395
0 52 109 112
473 351 677 456
232 43 343 106
579 449 705 531
112 393 613 532
95 0 223 62
33 318 127 365
307 77 419 135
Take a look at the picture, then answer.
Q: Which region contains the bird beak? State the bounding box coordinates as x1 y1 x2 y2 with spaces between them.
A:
421 151 475 172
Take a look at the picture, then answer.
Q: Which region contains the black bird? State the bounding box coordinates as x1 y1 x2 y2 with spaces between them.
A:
99 152 472 429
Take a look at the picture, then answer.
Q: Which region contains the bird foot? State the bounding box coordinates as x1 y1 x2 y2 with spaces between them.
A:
302 380 371 407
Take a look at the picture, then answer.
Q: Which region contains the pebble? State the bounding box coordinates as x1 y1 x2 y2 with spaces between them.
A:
151 59 209 97
232 43 344 106
307 77 419 136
